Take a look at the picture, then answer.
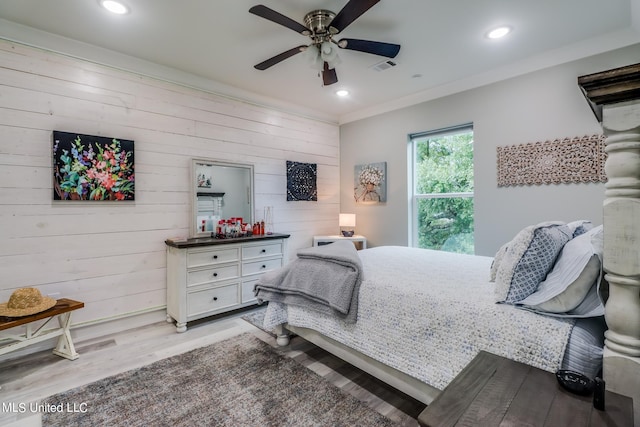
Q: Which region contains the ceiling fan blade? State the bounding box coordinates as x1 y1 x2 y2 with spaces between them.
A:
254 45 307 70
329 0 380 33
249 5 309 35
322 62 338 86
338 38 400 58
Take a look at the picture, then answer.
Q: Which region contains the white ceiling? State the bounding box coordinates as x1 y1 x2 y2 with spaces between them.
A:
1 0 639 123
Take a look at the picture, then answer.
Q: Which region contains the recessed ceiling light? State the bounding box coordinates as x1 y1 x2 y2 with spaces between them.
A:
100 0 129 14
336 89 349 97
487 26 511 39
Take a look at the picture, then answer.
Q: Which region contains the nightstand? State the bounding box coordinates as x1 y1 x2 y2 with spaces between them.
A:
313 235 367 250
418 351 633 426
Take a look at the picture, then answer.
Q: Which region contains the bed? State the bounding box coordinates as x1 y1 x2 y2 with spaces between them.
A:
257 63 640 422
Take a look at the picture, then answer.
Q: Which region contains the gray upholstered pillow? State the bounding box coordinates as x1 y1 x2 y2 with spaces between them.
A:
567 220 593 238
494 221 571 304
519 226 602 313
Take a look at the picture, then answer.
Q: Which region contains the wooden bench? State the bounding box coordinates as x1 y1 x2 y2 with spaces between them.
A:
418 350 633 426
0 298 84 360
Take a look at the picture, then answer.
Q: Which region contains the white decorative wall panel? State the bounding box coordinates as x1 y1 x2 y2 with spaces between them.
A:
0 40 339 328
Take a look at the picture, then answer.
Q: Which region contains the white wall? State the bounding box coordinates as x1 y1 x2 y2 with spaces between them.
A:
0 40 339 331
340 44 640 256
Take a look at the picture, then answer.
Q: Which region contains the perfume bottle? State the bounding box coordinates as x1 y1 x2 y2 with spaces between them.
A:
264 206 274 234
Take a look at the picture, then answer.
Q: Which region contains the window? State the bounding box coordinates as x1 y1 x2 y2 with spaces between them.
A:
409 124 474 254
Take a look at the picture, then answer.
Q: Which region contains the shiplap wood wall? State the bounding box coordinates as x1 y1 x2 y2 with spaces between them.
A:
0 40 339 330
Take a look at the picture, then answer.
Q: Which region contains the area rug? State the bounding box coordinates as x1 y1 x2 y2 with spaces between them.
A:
240 305 275 336
42 333 399 427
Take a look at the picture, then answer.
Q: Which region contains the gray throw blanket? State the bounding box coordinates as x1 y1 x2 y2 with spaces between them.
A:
254 240 363 323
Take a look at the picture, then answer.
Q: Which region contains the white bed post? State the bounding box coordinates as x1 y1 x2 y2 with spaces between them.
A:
579 64 640 424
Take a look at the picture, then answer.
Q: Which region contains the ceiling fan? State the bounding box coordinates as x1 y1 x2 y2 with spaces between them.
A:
249 0 400 86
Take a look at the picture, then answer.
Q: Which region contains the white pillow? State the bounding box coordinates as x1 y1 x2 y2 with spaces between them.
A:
519 225 603 313
494 221 571 304
527 256 600 312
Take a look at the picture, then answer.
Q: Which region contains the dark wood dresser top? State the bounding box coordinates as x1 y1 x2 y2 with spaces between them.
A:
164 232 290 248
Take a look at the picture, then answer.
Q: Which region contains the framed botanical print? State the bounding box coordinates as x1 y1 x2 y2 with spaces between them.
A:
354 162 386 203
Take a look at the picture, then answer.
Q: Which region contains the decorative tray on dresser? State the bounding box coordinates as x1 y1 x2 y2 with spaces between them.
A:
165 233 289 332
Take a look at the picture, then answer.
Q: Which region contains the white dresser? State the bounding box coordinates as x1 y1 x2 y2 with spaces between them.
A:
165 234 289 332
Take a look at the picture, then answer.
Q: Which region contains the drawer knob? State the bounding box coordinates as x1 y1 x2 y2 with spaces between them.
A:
212 297 218 301
213 255 218 259
261 265 266 269
261 249 266 253
213 272 218 277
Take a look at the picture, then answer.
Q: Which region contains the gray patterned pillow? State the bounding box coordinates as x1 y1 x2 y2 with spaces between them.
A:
567 220 593 238
495 221 572 304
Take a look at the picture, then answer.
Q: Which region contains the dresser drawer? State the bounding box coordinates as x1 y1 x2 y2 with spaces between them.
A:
187 284 239 317
242 242 283 260
187 264 240 286
242 258 283 276
166 235 289 333
187 247 240 268
241 278 260 303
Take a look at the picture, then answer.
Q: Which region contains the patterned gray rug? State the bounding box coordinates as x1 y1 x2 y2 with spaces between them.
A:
241 305 275 336
42 333 399 426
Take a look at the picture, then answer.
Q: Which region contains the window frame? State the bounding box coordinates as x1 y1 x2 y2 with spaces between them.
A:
408 123 474 249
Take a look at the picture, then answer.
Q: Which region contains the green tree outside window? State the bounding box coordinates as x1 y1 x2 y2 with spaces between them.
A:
412 128 474 254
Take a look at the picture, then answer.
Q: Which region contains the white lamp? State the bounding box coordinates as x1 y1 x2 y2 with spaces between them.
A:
339 213 356 237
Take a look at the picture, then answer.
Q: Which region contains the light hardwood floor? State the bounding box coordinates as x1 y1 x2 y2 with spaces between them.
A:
0 307 424 426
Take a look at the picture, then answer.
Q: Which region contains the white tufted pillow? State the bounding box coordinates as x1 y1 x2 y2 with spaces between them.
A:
489 242 509 282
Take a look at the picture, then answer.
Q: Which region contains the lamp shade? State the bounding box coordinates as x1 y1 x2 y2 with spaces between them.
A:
339 213 356 228
320 41 341 69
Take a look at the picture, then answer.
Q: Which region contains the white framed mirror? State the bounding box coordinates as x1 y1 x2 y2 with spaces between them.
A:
190 158 255 238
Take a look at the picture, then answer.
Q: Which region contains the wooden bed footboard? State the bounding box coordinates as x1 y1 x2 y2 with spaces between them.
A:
282 324 441 405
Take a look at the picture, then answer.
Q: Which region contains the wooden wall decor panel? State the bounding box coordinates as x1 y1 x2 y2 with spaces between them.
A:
496 134 607 187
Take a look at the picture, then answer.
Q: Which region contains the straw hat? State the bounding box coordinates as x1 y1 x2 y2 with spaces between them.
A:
0 288 57 317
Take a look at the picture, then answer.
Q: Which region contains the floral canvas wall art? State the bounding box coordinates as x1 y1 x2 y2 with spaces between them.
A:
53 131 135 201
354 162 386 203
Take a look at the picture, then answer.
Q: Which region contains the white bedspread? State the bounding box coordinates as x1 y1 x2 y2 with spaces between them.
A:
264 246 575 390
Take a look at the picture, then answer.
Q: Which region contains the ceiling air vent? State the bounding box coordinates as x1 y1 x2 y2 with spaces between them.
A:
371 60 397 72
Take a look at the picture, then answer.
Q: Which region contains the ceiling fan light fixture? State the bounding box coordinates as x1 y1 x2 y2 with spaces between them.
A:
249 2 400 85
486 26 511 39
305 45 324 70
320 41 341 69
318 41 341 69
100 0 129 14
